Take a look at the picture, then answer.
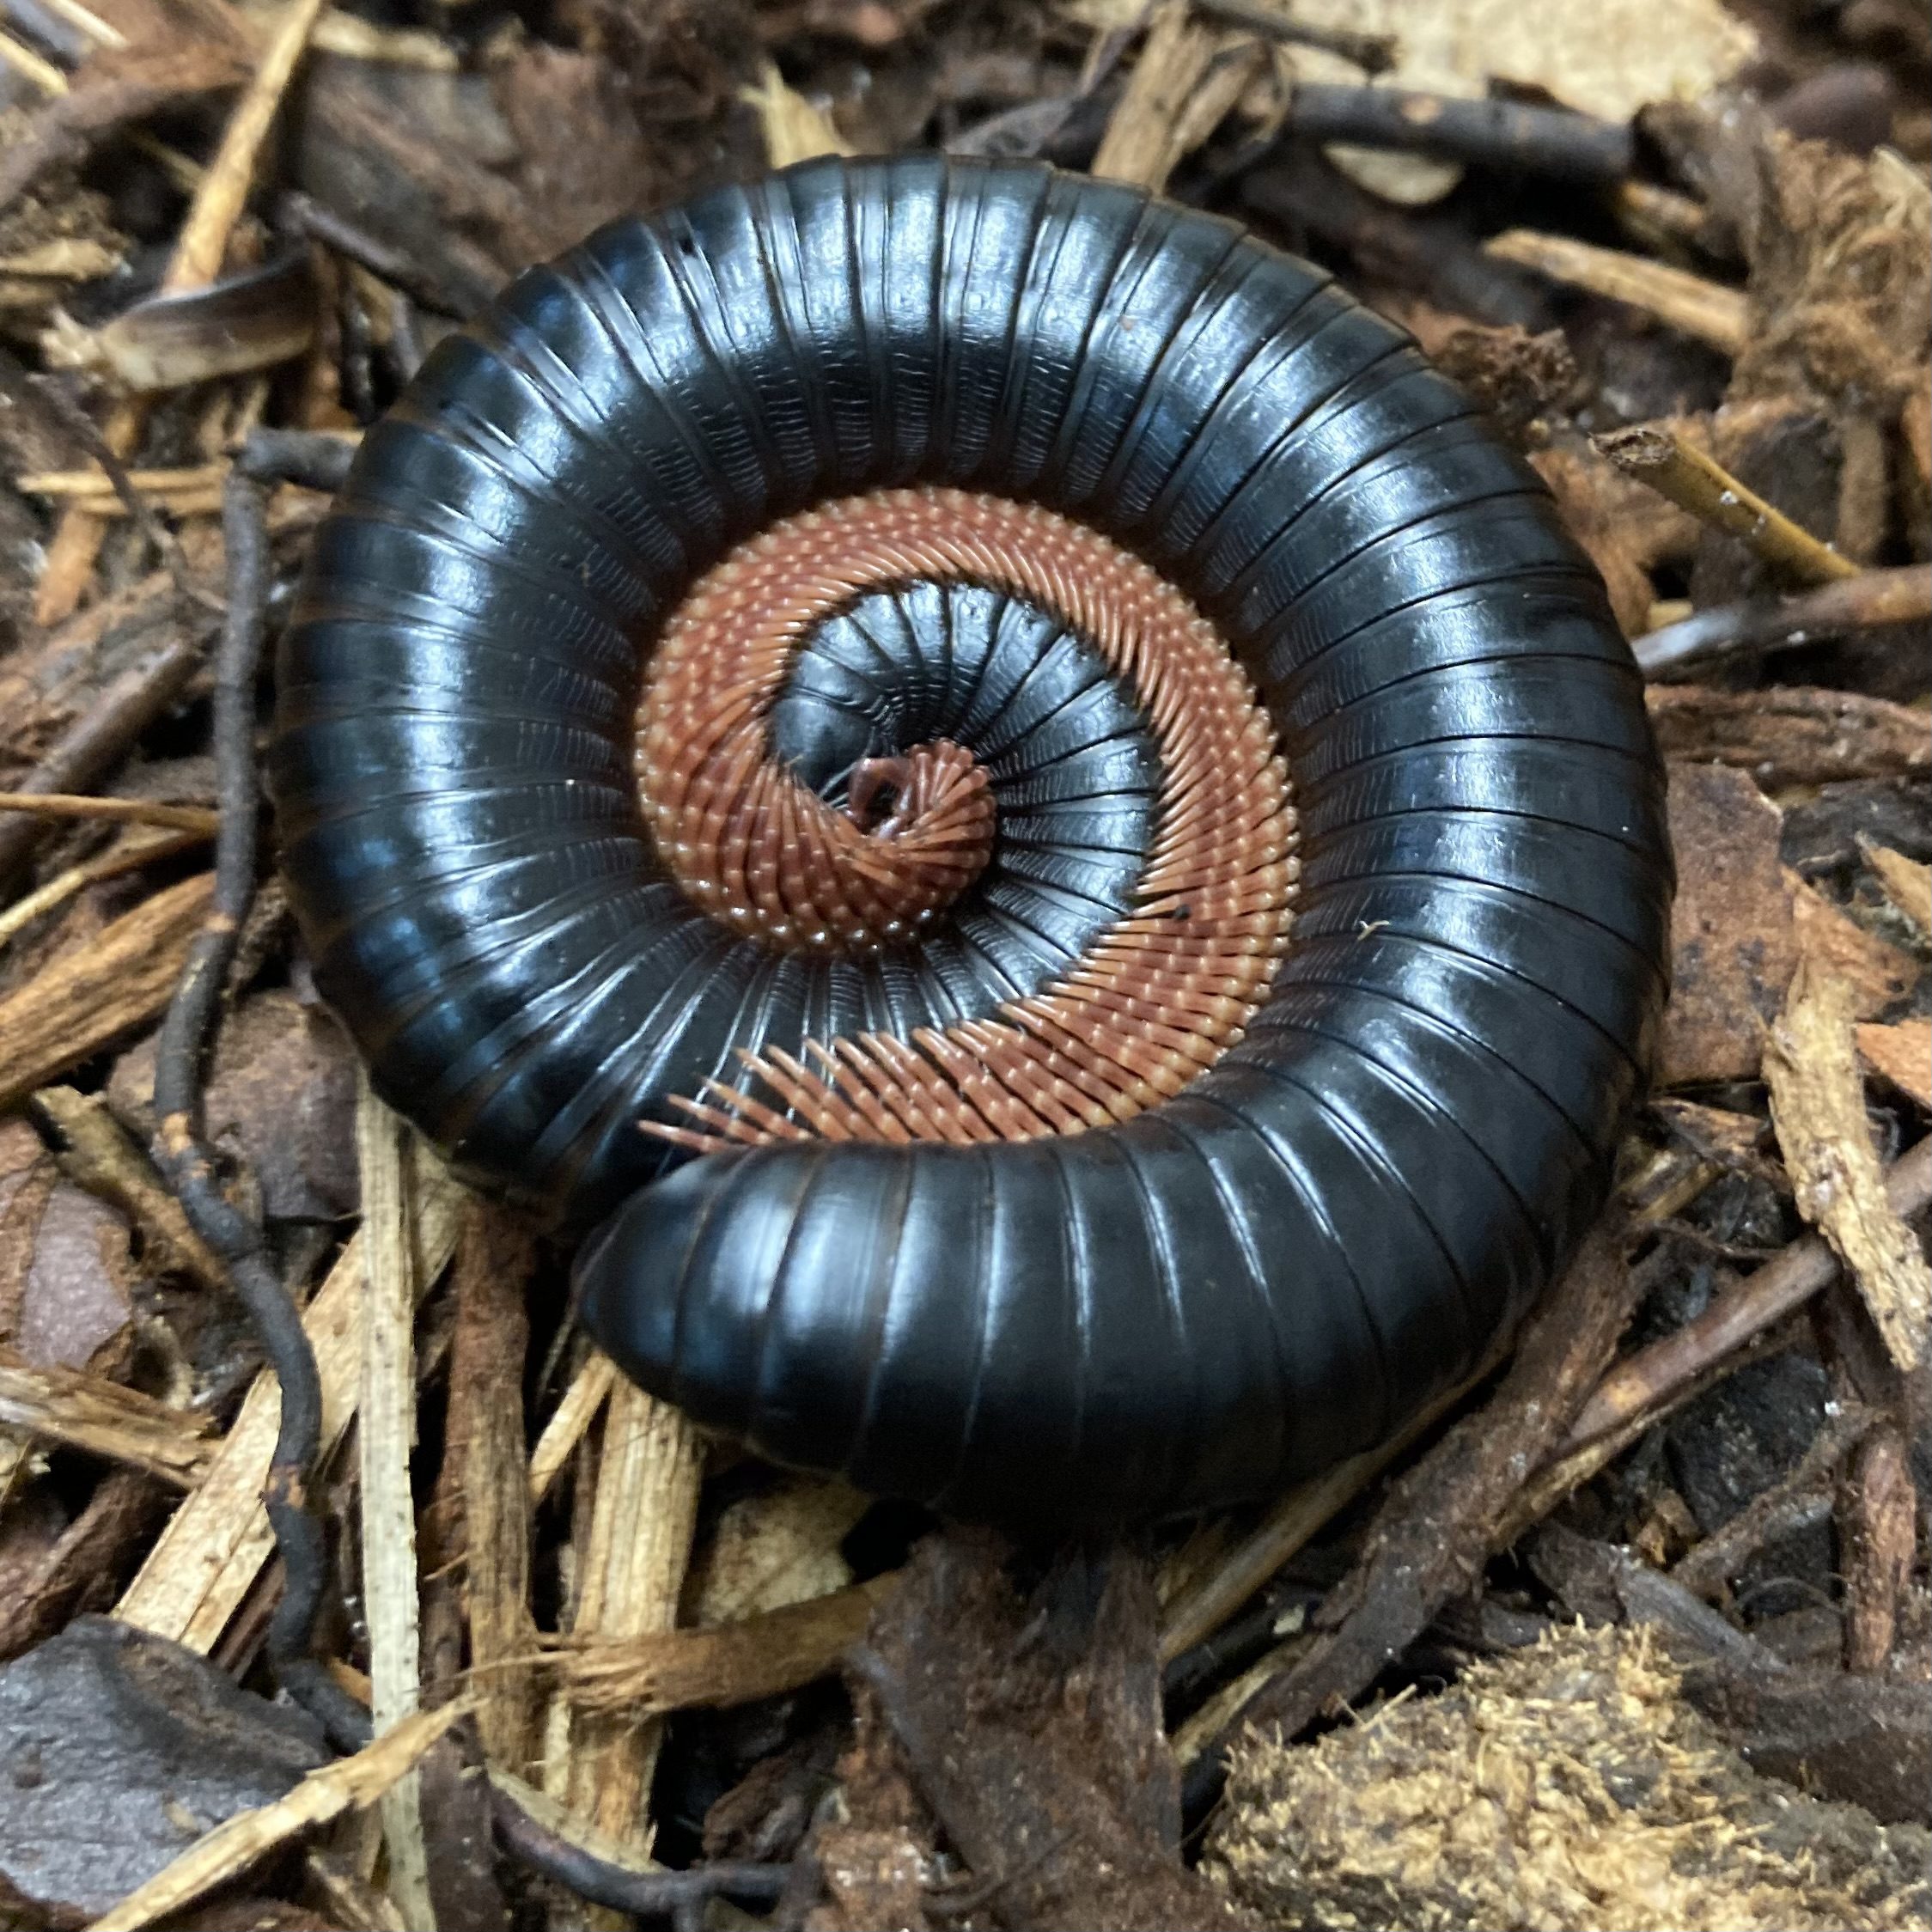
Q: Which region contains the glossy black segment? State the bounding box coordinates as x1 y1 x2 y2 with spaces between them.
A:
271 156 1673 1527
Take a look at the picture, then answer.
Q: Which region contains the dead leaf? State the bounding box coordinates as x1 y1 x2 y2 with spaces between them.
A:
1765 955 1932 1372
1856 1019 1932 1109
109 990 359 1222
1658 765 1799 1086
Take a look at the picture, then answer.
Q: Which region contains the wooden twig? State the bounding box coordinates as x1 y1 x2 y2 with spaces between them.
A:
0 869 214 1108
34 0 328 623
87 1702 468 1932
1092 0 1259 193
0 22 69 94
34 1085 226 1289
0 790 218 832
552 1574 900 1716
0 1347 213 1486
355 1080 436 1925
0 600 210 890
1634 564 1932 677
0 828 209 952
1242 147 1549 328
1277 85 1633 184
1485 230 1747 354
114 1167 467 1650
1194 1219 1638 1772
1157 1339 1508 1664
1668 1401 1873 1600
1561 1135 1932 1455
140 472 363 1742
1189 0 1395 72
1765 960 1931 1372
490 1786 789 1921
1598 426 1859 588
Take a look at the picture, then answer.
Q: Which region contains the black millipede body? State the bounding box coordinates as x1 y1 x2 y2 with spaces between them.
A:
270 155 1673 1527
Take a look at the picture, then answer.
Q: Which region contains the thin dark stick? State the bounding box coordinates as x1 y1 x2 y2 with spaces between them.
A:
1240 144 1552 328
236 425 358 495
28 375 218 612
1635 564 1932 678
145 471 364 1748
1192 0 1396 74
488 1789 790 1919
1277 83 1634 184
0 600 209 891
279 190 474 320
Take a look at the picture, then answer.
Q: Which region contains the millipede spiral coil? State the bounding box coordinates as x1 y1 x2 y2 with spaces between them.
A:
270 155 1673 1527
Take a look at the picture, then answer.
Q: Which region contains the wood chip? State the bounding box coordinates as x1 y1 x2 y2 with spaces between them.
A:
1788 874 1918 1020
686 1478 868 1627
0 1346 211 1485
740 60 853 167
527 1348 615 1507
113 1154 466 1651
1091 0 1259 193
354 1080 435 1929
1765 956 1932 1372
552 1379 702 1888
0 874 214 1110
1486 231 1748 355
1859 839 1932 941
1856 1019 1932 1110
557 1574 899 1717
85 1700 467 1932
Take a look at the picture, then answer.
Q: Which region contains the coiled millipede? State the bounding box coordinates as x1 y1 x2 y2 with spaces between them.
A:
270 155 1673 1527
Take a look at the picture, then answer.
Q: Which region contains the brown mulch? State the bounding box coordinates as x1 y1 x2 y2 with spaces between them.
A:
0 1 1926 1927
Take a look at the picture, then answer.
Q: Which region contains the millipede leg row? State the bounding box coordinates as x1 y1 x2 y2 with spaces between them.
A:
270 155 1673 1527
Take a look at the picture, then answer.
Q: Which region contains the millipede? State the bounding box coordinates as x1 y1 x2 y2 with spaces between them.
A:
269 154 1673 1527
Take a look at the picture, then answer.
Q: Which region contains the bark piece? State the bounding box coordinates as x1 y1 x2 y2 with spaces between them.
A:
1856 1019 1932 1109
1647 685 1932 790
1659 764 1799 1086
0 874 214 1110
1765 957 1932 1371
1788 874 1917 1018
820 1533 1246 1931
0 1615 324 1929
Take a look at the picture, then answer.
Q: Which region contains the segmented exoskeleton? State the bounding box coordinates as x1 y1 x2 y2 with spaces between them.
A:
271 155 1673 1527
